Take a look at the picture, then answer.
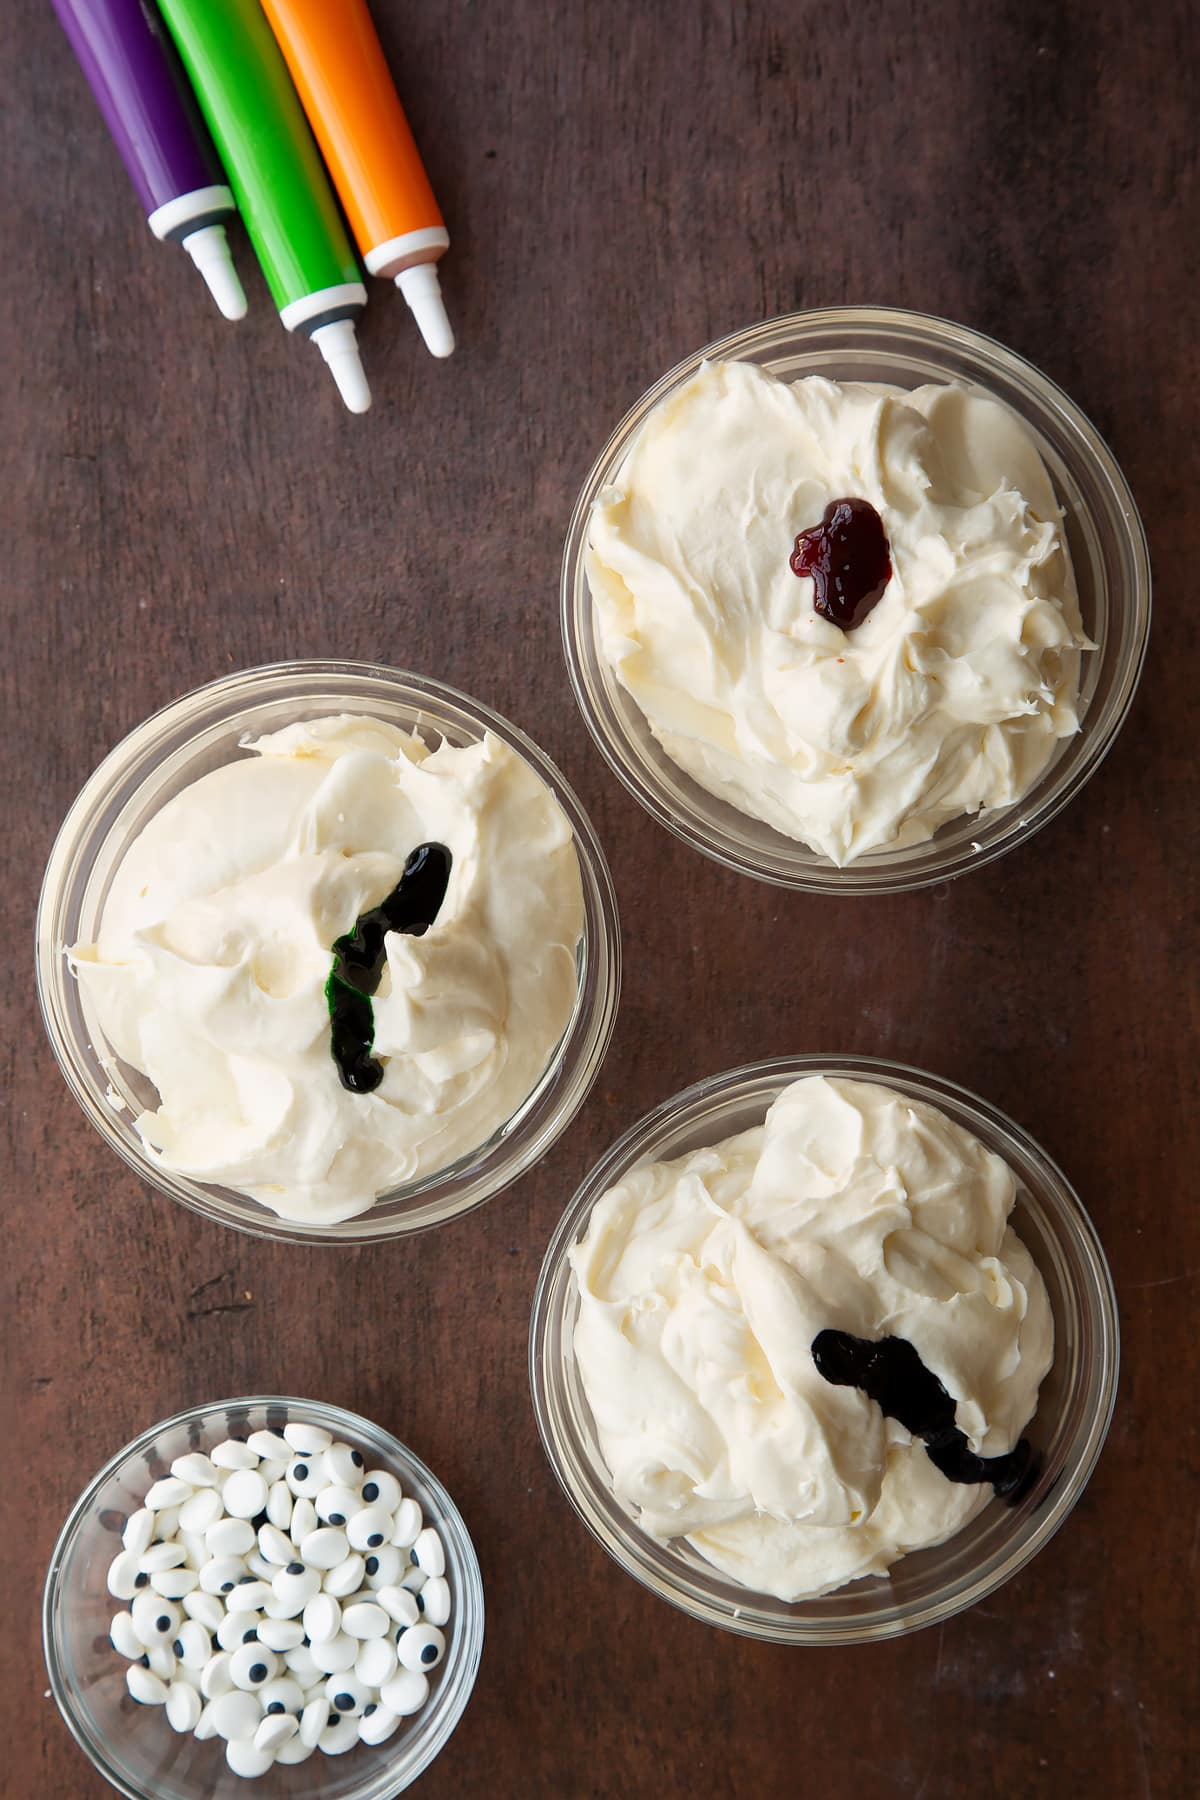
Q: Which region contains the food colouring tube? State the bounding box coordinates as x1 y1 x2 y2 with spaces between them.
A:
260 0 454 359
155 0 371 412
52 0 245 319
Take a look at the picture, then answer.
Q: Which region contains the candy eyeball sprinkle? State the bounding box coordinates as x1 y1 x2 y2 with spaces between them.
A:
413 1527 445 1577
246 1430 290 1462
283 1423 332 1456
361 1472 402 1512
362 1545 403 1590
316 1484 361 1526
420 1576 451 1627
396 1624 445 1673
109 1611 142 1661
132 1591 181 1646
229 1641 279 1691
285 1455 328 1498
322 1443 362 1488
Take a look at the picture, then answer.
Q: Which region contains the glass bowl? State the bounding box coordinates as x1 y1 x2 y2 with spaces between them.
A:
43 1396 484 1798
530 1055 1118 1643
36 661 621 1244
562 307 1151 891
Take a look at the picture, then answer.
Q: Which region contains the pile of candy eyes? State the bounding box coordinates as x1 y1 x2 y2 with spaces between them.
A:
105 1424 451 1778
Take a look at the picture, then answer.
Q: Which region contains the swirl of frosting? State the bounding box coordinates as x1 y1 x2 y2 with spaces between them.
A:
570 1075 1053 1601
72 717 583 1222
586 361 1090 864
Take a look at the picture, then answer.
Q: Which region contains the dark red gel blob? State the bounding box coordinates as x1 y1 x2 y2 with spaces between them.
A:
790 497 892 630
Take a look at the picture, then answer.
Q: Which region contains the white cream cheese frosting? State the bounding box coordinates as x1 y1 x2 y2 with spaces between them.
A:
569 1075 1053 1601
71 716 584 1223
586 361 1090 864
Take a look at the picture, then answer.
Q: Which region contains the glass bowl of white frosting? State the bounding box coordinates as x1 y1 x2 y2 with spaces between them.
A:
37 662 620 1242
530 1055 1118 1643
43 1395 483 1797
562 307 1150 890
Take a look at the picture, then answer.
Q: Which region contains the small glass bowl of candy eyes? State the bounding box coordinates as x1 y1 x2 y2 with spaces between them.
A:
43 1396 484 1798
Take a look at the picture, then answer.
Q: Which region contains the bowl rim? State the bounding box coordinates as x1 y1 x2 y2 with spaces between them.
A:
561 303 1152 892
42 1394 485 1799
35 658 622 1245
529 1052 1120 1643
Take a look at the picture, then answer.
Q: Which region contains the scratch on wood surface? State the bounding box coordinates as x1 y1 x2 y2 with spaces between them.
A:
1130 1694 1153 1800
911 1623 948 1799
187 1299 254 1321
189 1271 233 1302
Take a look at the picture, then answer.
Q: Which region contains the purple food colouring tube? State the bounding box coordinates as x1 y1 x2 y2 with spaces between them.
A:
52 0 246 318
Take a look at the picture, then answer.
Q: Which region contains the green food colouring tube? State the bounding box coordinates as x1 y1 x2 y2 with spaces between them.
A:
155 0 370 412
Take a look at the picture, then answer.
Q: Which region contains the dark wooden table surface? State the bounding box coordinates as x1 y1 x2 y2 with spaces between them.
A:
3 0 1196 1794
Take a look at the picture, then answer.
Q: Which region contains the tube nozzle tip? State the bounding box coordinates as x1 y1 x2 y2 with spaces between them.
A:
396 263 454 358
311 320 372 414
182 223 247 321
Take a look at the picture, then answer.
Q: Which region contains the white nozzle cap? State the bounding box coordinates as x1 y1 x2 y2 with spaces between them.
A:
396 262 454 358
311 319 371 414
182 223 247 321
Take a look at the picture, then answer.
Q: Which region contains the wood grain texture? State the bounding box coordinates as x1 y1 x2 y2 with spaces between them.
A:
2 0 1197 1794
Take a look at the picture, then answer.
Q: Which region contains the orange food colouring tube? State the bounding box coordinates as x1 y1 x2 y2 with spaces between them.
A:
260 0 454 359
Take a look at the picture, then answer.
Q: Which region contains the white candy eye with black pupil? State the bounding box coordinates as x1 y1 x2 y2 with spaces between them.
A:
396 1623 444 1672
